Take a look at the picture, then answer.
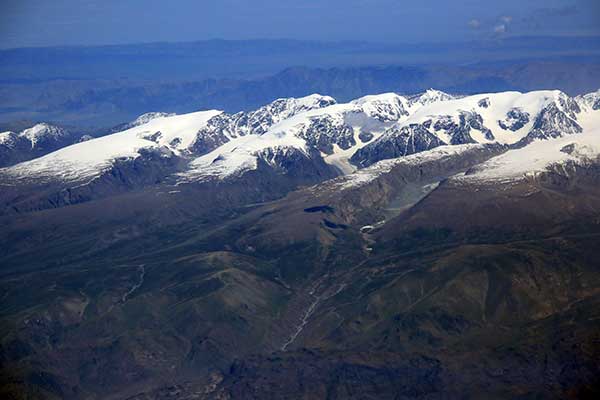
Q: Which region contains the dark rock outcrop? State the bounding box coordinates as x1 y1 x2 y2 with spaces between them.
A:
351 124 444 167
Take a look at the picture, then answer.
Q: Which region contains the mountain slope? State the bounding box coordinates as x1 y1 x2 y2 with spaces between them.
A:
1 129 600 399
1 87 600 399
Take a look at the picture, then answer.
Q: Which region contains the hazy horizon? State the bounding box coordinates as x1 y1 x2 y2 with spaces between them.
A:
1 0 599 49
1 33 600 51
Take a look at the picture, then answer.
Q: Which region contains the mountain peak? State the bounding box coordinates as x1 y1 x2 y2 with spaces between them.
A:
0 131 18 148
404 89 455 109
130 112 177 128
351 93 410 122
19 123 69 148
292 93 337 108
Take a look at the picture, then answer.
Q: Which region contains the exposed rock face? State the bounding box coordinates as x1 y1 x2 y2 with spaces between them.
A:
559 93 582 118
498 108 530 131
358 131 374 143
351 124 445 167
520 102 582 144
296 116 356 154
255 146 339 182
430 112 493 145
354 109 497 166
192 117 232 154
432 115 455 132
478 97 490 108
460 111 494 142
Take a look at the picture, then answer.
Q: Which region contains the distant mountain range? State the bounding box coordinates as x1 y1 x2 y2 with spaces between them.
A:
3 37 600 82
1 37 600 127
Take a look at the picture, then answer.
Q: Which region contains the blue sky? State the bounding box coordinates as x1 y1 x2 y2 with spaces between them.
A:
1 0 599 48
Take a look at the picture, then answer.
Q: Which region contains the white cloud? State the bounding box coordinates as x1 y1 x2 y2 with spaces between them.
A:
494 24 506 33
468 19 481 29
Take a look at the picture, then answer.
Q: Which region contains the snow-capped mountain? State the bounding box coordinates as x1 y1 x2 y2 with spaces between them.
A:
2 110 221 183
188 92 419 178
460 103 600 184
186 89 598 178
1 89 599 214
20 123 71 148
351 90 586 166
1 123 70 150
0 123 76 167
408 88 455 107
0 93 406 185
191 94 336 155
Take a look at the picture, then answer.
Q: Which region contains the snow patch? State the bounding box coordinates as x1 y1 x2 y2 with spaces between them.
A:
182 129 308 181
323 144 482 191
460 111 600 184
